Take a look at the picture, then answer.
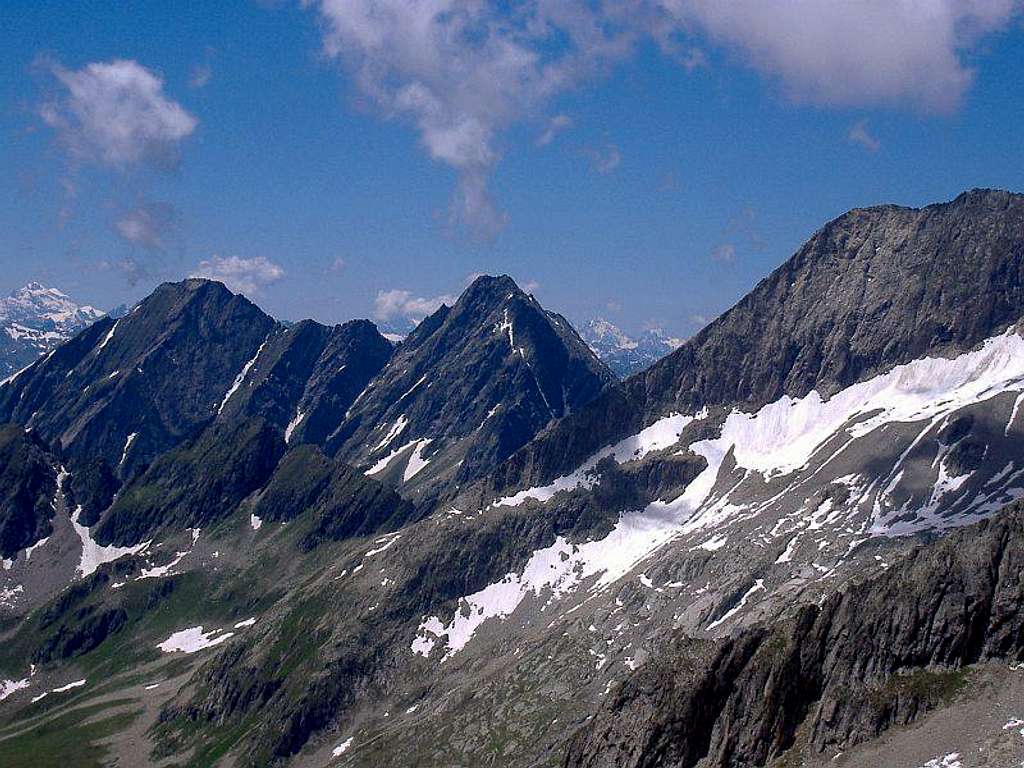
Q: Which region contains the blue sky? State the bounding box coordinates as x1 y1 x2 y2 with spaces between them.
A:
3 1 1023 336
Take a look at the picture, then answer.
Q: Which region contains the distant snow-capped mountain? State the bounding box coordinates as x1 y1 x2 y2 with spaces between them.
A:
581 317 683 377
0 283 105 379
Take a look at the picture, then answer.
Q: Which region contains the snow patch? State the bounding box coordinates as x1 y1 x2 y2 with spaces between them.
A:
96 319 119 351
917 754 962 768
403 438 433 481
0 678 30 701
706 579 765 631
250 513 263 530
157 626 235 654
332 736 354 756
284 408 305 444
71 505 150 578
495 411 702 507
373 415 409 453
365 534 400 557
119 432 138 468
217 338 268 415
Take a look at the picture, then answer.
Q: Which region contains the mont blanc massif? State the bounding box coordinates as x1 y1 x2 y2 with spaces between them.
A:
5 189 1024 768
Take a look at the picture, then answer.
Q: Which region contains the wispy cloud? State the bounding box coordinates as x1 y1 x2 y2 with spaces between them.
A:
114 201 179 250
583 143 622 175
537 114 573 147
192 255 285 296
189 47 215 89
710 243 736 263
847 119 881 153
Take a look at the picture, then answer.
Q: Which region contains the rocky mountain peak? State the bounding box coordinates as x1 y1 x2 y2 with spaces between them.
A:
0 282 107 380
327 274 614 499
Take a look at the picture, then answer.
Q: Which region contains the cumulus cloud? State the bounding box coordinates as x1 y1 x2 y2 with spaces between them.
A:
307 1 1019 233
374 288 455 323
329 256 347 272
662 0 1020 112
114 201 179 250
848 119 881 153
40 58 197 169
308 0 652 237
192 255 285 296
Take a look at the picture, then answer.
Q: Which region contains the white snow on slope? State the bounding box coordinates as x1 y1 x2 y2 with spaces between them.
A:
119 432 138 468
365 533 400 557
373 415 409 453
714 327 1024 480
157 626 235 654
96 319 119 352
332 736 354 756
399 374 428 402
0 678 29 701
250 513 263 530
285 408 305 444
366 436 426 477
217 338 268 415
71 505 150 577
33 678 87 702
918 754 962 768
413 327 1024 660
706 579 765 631
495 411 702 507
403 439 433 481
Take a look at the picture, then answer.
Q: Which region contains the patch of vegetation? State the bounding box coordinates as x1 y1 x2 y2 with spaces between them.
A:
870 666 970 707
0 700 142 768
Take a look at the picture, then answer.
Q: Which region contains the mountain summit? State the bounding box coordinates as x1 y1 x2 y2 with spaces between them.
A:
581 317 684 377
0 283 105 380
327 274 615 498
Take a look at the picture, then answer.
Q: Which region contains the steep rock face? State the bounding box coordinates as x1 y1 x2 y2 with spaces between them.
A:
328 275 614 499
635 188 1024 416
0 425 58 560
486 189 1024 496
94 417 285 546
251 445 417 551
0 279 277 475
564 504 1024 768
218 318 393 447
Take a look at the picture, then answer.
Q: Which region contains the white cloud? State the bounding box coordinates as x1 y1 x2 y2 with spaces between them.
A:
192 256 285 296
114 202 178 250
189 63 212 89
374 288 455 323
710 243 736 263
307 0 1019 232
329 256 347 272
848 119 881 153
308 1 652 237
189 48 214 89
537 114 573 147
662 0 1021 113
40 59 197 169
583 143 622 175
